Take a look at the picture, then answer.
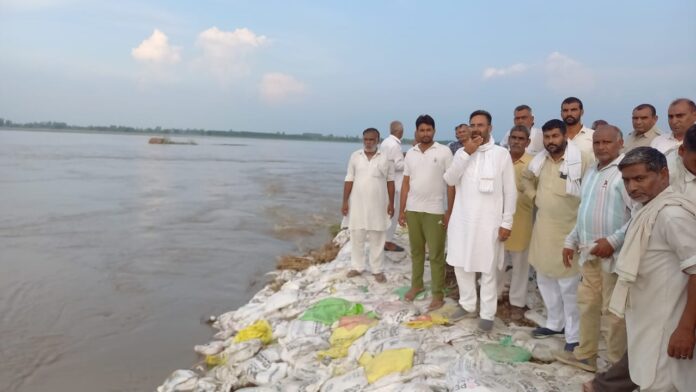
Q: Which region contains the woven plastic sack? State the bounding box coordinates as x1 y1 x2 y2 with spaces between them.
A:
481 336 531 363
299 298 365 325
234 320 273 345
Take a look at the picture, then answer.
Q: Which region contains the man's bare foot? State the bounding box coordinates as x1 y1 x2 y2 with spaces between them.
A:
427 295 445 311
347 270 361 278
404 287 424 302
373 272 386 283
582 380 595 392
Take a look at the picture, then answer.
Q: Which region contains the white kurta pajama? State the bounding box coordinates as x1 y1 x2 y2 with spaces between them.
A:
444 139 517 320
345 149 395 273
380 135 404 242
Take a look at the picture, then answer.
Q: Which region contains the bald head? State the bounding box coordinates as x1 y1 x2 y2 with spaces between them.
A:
389 121 404 139
593 124 624 167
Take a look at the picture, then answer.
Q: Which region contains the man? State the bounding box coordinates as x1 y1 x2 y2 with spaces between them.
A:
448 123 470 154
380 121 406 252
607 147 696 391
555 125 632 372
342 128 395 283
668 124 696 198
523 119 592 352
500 105 544 155
443 110 517 331
399 115 454 311
651 98 696 154
500 125 535 320
624 104 661 152
591 120 608 130
561 97 595 157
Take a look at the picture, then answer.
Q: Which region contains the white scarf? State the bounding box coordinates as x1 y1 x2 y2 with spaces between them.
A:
476 137 496 193
608 187 696 318
527 140 582 196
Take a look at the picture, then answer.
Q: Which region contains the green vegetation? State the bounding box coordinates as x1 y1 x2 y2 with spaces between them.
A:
0 117 382 143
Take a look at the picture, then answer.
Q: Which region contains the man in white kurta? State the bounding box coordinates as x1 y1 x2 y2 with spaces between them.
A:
609 147 696 391
443 110 517 331
342 128 395 282
561 97 595 158
668 124 696 199
380 121 405 252
651 98 696 155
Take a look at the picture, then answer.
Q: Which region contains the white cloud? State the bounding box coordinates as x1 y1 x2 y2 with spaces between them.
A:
544 51 595 93
482 63 528 80
131 29 181 64
196 27 268 82
260 73 306 103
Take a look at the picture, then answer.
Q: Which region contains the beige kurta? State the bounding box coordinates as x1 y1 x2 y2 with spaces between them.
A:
345 149 394 231
505 153 534 252
622 126 661 152
524 152 591 278
625 204 696 390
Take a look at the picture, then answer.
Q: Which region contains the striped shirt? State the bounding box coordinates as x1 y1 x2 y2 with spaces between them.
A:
564 154 633 268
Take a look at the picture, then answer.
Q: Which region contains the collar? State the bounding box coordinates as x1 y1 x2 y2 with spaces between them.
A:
597 153 625 171
630 127 657 139
513 153 533 165
411 142 440 153
388 134 402 144
359 149 382 157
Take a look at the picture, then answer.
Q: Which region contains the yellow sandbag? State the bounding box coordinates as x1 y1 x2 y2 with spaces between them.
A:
403 314 449 329
233 320 273 345
358 348 415 383
204 353 227 366
317 323 373 359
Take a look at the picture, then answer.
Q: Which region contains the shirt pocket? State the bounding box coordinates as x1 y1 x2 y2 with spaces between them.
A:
371 161 388 178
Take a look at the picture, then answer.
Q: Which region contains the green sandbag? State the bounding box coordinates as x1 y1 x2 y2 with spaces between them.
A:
299 298 365 325
481 336 532 363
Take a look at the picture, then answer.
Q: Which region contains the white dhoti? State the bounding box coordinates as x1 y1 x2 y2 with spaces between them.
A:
350 229 386 274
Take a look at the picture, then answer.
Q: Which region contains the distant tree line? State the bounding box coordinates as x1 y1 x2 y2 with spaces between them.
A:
0 117 366 143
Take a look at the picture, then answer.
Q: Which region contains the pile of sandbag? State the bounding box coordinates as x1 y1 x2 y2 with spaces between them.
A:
157 230 593 392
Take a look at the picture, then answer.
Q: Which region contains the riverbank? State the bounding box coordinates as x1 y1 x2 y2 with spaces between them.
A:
157 230 600 391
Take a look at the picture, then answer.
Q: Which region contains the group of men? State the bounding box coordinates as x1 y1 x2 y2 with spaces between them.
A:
341 97 696 392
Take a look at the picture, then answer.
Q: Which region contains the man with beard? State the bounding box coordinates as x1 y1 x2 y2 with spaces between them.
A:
522 119 593 352
399 115 454 311
500 105 545 155
343 128 395 283
443 110 517 331
500 125 535 320
555 125 632 372
561 97 595 157
651 98 696 154
624 104 662 152
607 147 696 391
380 121 406 252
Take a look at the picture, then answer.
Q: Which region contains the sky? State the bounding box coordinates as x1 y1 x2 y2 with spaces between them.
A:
1 0 695 139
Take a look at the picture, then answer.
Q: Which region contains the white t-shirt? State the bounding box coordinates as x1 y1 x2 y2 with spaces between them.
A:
403 142 453 214
569 126 595 157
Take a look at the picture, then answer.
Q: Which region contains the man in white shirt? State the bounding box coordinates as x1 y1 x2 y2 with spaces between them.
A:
499 105 544 155
624 104 661 152
399 114 454 311
562 97 595 157
380 121 406 252
651 98 696 154
668 124 696 199
342 128 395 283
443 110 517 331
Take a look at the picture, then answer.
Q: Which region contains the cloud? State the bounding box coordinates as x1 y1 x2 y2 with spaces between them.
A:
544 51 595 93
482 63 528 80
196 27 268 82
131 29 181 64
260 73 306 103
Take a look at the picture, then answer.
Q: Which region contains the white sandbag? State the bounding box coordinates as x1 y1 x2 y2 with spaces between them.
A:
194 340 226 356
223 339 263 363
280 336 330 363
320 367 369 392
157 369 198 392
284 319 331 341
241 347 288 385
524 307 547 327
373 301 420 324
263 288 300 314
192 377 218 392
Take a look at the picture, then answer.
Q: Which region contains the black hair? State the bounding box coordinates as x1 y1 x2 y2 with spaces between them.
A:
541 119 567 135
415 114 435 129
633 103 657 117
619 147 667 173
562 97 584 110
362 127 380 138
469 110 492 124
